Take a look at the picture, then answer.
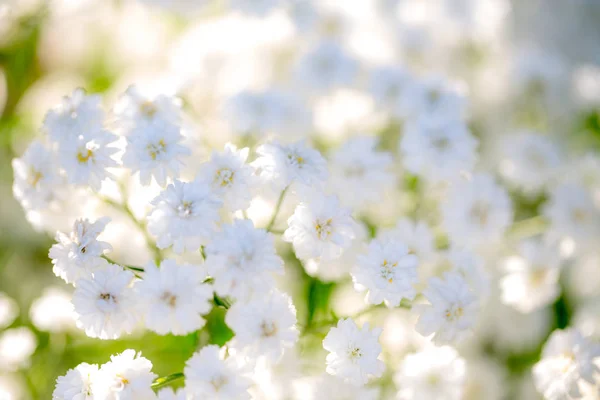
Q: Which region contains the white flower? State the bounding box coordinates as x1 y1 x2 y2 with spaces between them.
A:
295 374 380 400
368 66 414 119
226 290 298 361
147 180 223 254
533 329 600 400
351 238 418 307
284 194 356 261
322 318 385 386
122 119 190 186
30 287 76 332
205 219 283 300
395 345 466 400
12 140 61 210
442 249 489 299
377 218 436 265
400 116 477 183
254 141 328 192
112 85 182 135
0 292 19 330
415 272 479 345
49 217 112 285
93 350 157 400
72 264 139 340
295 41 357 92
0 327 37 371
442 173 513 250
136 259 213 335
184 345 251 399
58 130 118 191
328 137 394 209
403 77 467 120
43 89 105 146
500 239 562 313
498 132 562 195
157 387 188 400
229 0 282 16
544 183 600 252
53 363 98 400
196 144 256 212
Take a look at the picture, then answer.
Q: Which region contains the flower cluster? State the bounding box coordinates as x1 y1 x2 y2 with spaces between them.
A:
4 0 600 399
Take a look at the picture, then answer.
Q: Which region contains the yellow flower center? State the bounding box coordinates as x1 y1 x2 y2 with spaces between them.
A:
77 149 94 164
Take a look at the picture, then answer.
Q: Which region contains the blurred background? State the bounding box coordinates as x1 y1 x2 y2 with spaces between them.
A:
1 0 600 399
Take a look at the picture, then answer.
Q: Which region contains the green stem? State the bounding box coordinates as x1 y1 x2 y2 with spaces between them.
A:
265 186 289 232
507 215 549 240
102 255 145 273
151 372 184 390
213 293 231 309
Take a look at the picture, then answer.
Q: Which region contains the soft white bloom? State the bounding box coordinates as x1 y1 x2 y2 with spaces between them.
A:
544 183 600 252
93 350 157 400
53 363 98 400
442 249 490 299
395 345 466 400
294 374 380 400
184 345 251 399
112 85 182 135
43 89 105 146
377 218 436 265
122 119 190 186
498 132 562 195
72 264 138 340
500 239 562 313
295 41 357 92
368 66 414 119
205 219 283 300
284 194 356 261
157 387 188 400
400 116 477 183
328 137 394 209
415 272 479 345
49 217 112 285
254 141 328 191
351 238 418 307
12 140 61 210
0 292 18 330
404 76 468 120
442 173 513 249
223 90 284 138
0 327 37 371
533 329 600 400
136 259 213 335
196 144 255 212
30 287 76 332
147 180 223 253
226 290 298 361
322 318 385 386
58 130 119 191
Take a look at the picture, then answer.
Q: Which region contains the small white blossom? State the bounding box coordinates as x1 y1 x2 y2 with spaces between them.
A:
229 0 282 16
329 137 394 209
226 290 298 361
12 140 61 210
147 180 223 253
395 345 466 400
295 374 380 400
184 345 251 399
53 363 98 400
0 327 37 371
322 318 385 386
196 144 256 212
400 116 477 183
254 141 328 192
30 287 76 332
442 173 513 250
500 239 562 313
157 387 188 400
93 350 157 400
49 217 112 285
295 41 357 92
377 218 436 266
284 193 356 261
415 272 479 345
137 259 213 335
205 219 283 300
351 238 418 307
0 292 18 330
122 119 190 186
72 264 139 340
533 329 600 400
368 66 414 119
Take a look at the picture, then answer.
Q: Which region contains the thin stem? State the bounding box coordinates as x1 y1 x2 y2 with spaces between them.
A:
213 293 231 309
265 186 289 232
102 255 145 273
151 372 184 390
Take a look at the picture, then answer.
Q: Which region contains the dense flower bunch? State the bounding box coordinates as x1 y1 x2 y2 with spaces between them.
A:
4 0 600 399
